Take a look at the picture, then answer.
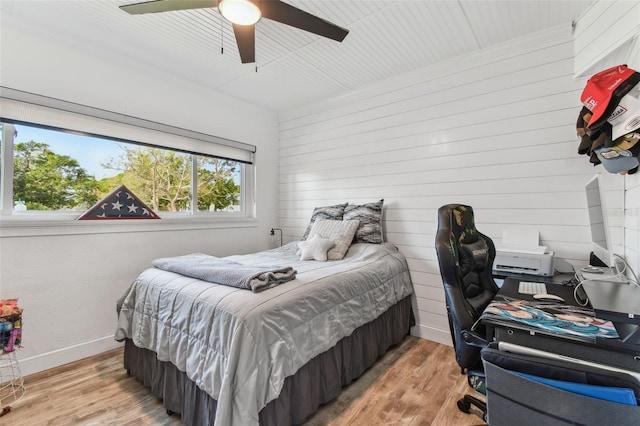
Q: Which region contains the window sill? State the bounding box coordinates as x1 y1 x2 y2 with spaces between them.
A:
0 214 258 237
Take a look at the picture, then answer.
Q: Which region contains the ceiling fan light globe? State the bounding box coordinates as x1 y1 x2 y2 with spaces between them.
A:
219 0 261 25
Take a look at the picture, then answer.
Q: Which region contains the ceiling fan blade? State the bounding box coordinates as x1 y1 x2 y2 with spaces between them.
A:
260 0 349 42
120 0 218 15
232 24 256 64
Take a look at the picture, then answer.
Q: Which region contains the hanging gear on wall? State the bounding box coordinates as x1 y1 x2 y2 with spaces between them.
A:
576 65 640 175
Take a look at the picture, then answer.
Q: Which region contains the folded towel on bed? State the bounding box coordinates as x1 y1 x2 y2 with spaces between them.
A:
152 253 297 293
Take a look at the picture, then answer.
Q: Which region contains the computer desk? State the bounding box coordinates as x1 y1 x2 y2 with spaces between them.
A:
481 277 640 372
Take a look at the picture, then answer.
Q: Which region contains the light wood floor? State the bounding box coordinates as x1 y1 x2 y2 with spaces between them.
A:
3 337 486 425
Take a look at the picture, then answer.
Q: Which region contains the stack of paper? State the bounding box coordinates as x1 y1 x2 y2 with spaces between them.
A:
496 229 547 254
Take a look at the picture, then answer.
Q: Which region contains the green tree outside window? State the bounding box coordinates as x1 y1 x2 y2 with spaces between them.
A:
13 140 99 211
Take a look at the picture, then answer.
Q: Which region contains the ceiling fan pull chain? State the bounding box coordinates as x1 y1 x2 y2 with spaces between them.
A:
220 13 224 55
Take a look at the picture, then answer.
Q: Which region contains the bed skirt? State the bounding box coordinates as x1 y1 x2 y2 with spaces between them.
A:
123 295 413 425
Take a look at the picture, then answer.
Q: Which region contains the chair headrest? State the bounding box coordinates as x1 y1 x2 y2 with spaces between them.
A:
452 205 479 244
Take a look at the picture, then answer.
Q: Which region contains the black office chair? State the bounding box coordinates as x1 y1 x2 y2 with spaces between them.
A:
435 204 499 421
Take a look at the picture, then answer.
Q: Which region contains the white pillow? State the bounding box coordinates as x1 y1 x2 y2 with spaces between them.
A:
298 235 336 261
308 219 360 260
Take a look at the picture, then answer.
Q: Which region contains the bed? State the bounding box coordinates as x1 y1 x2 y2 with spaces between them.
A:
115 238 414 425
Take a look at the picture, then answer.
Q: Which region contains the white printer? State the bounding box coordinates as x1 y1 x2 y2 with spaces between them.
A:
493 249 555 277
492 229 555 277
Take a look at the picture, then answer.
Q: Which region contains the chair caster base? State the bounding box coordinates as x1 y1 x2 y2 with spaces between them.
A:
457 394 487 423
457 398 471 413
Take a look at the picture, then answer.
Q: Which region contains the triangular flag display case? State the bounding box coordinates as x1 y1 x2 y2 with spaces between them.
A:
77 184 160 220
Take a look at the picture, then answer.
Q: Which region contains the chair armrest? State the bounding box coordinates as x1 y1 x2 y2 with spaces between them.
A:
461 329 487 348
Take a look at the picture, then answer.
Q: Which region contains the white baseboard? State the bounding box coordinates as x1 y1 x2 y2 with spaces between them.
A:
16 335 123 377
410 324 452 346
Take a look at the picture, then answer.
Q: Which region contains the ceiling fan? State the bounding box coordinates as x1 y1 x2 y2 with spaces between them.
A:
120 0 349 64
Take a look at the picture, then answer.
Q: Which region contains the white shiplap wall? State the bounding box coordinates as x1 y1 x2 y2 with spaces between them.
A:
277 25 606 344
622 9 640 279
573 0 640 79
574 0 640 286
626 43 640 281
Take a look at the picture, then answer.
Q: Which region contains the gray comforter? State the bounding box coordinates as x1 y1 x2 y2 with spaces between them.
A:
114 242 413 425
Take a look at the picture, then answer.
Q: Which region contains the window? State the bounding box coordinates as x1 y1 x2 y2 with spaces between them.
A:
1 121 248 216
0 89 256 221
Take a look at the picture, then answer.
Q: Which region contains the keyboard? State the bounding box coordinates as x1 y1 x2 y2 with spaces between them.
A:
518 281 547 295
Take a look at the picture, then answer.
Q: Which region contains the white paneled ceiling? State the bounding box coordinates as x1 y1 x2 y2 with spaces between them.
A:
0 0 593 112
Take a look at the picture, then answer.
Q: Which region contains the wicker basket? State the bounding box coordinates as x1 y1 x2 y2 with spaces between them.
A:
0 300 22 355
0 300 25 412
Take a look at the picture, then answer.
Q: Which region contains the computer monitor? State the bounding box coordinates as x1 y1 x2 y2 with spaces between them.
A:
583 175 628 283
584 174 614 269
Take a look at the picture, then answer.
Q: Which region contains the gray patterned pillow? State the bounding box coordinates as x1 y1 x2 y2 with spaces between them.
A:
343 199 384 244
301 203 348 240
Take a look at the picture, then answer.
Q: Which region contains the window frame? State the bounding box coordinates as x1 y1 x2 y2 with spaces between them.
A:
0 90 257 235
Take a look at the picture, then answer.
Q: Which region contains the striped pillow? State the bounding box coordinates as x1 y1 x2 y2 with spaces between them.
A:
301 203 348 240
343 199 384 244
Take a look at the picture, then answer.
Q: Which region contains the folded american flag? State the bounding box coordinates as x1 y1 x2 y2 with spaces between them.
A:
78 184 160 220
